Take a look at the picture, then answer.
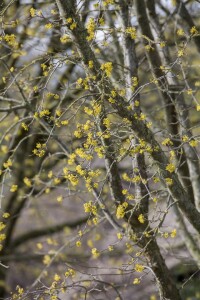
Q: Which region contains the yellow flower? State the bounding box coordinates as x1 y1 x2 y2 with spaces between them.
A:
3 159 12 169
163 232 169 238
166 163 175 173
66 18 73 24
187 89 193 95
117 232 123 240
135 264 144 272
170 229 177 238
190 26 198 35
0 234 6 242
162 138 173 146
65 268 75 277
36 242 43 249
84 201 97 215
165 178 173 186
189 140 198 147
54 274 61 281
76 240 82 247
125 27 137 39
86 18 96 41
45 23 53 29
99 17 105 26
103 0 114 7
100 62 113 77
4 34 17 47
138 214 145 224
177 28 185 36
43 255 51 265
16 285 24 295
133 278 140 285
88 60 94 68
70 22 77 30
178 49 184 57
182 135 189 142
116 202 128 219
0 223 6 231
91 247 100 258
56 196 63 203
30 7 36 17
10 185 18 192
23 177 32 187
21 122 28 131
2 212 10 219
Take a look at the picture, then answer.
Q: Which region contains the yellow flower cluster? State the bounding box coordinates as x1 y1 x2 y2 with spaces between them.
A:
45 23 53 30
84 201 97 215
125 27 137 39
76 165 86 176
30 7 36 17
0 222 6 251
133 278 140 285
177 28 185 36
166 163 175 173
34 109 51 118
54 274 61 282
189 139 198 147
60 34 70 44
10 185 18 192
76 240 82 247
135 264 144 272
0 223 6 232
165 178 173 185
102 0 114 6
116 202 128 219
178 49 184 57
76 75 96 90
21 122 28 131
162 138 173 146
75 147 93 161
23 177 32 187
91 247 100 258
84 133 98 149
190 26 198 35
100 62 113 77
32 143 46 157
66 17 77 30
86 18 96 41
171 229 177 238
103 117 111 129
94 145 104 158
63 168 79 186
65 268 76 277
3 159 12 169
84 102 102 117
47 92 60 99
117 232 123 240
2 212 10 219
4 34 18 47
138 214 145 224
122 173 142 184
88 60 94 69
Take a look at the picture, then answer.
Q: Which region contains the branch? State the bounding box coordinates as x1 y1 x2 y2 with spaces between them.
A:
55 0 200 236
144 0 200 210
176 0 200 52
10 217 88 249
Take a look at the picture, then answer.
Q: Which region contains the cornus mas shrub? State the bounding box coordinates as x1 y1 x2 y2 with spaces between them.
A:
0 0 200 299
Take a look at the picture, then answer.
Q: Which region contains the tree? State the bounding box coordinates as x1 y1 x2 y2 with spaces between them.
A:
0 0 200 299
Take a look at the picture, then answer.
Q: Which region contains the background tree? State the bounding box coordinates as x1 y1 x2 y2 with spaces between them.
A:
0 0 200 299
